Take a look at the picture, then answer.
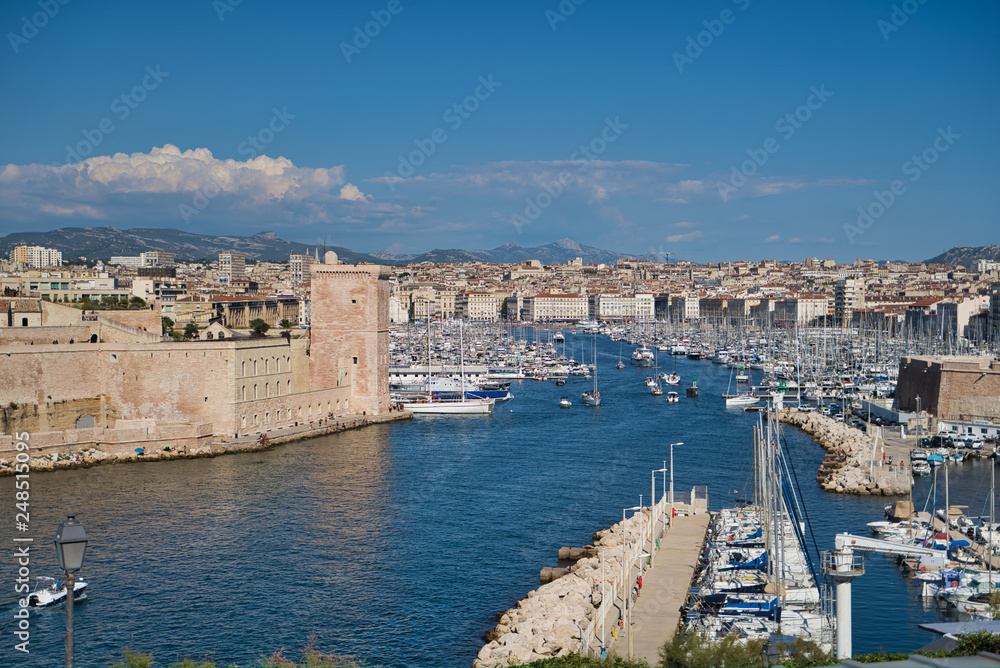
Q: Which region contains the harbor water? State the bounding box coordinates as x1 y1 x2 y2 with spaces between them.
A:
2 332 995 666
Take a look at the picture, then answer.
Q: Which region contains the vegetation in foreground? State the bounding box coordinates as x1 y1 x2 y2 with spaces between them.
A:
108 636 360 668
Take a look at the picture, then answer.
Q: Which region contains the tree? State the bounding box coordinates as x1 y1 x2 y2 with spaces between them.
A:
249 319 270 336
279 319 293 330
162 317 174 334
183 323 199 340
130 296 147 308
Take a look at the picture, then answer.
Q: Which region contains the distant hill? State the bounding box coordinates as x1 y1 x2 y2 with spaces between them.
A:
0 227 394 265
400 238 646 265
925 244 1000 268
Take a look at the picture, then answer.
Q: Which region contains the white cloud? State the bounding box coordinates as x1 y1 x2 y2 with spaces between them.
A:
0 144 372 225
788 237 801 243
339 183 368 201
666 230 703 243
672 221 697 228
764 234 780 242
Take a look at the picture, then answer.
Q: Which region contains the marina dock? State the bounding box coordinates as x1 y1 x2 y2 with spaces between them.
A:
613 511 712 664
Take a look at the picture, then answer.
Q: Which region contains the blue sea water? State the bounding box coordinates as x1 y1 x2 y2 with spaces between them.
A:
2 333 995 666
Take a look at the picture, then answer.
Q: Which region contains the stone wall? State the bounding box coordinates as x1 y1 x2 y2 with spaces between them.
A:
0 325 97 345
100 308 162 331
896 355 1000 421
0 396 119 434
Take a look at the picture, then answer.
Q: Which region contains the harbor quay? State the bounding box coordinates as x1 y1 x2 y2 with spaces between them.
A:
474 486 709 666
779 408 912 495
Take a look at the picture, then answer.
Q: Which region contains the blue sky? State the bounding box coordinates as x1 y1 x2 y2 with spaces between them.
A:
0 0 997 262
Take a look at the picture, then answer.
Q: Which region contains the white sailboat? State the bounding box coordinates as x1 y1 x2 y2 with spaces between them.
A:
405 319 494 415
582 332 601 406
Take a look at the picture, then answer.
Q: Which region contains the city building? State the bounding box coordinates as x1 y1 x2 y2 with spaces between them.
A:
10 245 62 269
289 253 315 285
141 251 175 267
835 278 865 325
219 252 246 283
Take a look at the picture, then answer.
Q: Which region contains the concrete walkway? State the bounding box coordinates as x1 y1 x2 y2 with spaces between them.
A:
609 512 711 665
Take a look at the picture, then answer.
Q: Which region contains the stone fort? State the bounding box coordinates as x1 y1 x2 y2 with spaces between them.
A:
895 355 1000 423
0 252 390 453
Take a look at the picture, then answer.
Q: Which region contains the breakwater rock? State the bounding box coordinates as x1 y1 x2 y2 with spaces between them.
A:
779 409 908 496
474 509 653 667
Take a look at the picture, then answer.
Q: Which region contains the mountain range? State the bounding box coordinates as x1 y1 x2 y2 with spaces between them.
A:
0 227 387 265
0 227 648 266
377 238 648 265
924 244 1000 268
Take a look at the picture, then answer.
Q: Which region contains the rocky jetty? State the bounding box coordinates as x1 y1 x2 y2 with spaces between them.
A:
779 409 908 496
474 510 652 667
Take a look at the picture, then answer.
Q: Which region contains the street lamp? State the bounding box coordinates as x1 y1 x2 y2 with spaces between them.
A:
670 442 684 525
651 463 668 566
54 513 88 668
620 503 650 661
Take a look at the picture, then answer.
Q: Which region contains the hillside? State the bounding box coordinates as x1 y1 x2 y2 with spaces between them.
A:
924 244 1000 267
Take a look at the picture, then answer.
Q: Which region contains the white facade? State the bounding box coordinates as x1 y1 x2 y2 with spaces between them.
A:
289 254 314 285
835 278 865 325
110 256 142 268
525 293 588 321
140 251 175 266
590 293 654 320
459 291 502 321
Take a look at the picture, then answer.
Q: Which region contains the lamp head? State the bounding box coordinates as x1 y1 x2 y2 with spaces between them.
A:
53 513 88 573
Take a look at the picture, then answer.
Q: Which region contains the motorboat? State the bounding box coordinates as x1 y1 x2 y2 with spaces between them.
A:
555 378 566 386
26 576 88 608
630 345 655 367
660 372 681 385
667 391 679 403
559 397 572 408
724 394 761 407
912 461 931 475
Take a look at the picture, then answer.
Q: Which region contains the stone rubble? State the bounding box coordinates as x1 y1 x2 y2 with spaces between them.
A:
778 408 909 496
474 509 654 667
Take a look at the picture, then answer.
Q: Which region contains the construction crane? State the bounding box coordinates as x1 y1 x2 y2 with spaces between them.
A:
824 533 946 660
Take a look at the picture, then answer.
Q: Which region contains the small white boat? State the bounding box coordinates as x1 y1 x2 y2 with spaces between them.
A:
27 576 88 608
581 391 601 407
724 394 761 407
559 397 572 408
912 461 931 475
615 361 625 369
651 384 663 396
661 372 680 385
667 391 679 403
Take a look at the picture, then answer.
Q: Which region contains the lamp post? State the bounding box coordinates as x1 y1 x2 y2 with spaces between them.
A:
916 395 921 437
669 442 684 526
652 463 668 566
621 504 641 659
54 513 88 668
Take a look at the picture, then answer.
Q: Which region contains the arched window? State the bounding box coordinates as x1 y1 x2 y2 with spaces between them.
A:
265 359 269 374
253 384 258 399
241 361 245 376
241 386 246 401
265 383 270 398
253 360 258 374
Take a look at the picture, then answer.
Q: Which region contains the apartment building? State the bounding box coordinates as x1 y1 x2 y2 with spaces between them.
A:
219 252 247 283
835 278 865 325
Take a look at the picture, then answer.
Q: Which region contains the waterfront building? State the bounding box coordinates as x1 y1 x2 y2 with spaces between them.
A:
895 355 1000 424
522 292 589 322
